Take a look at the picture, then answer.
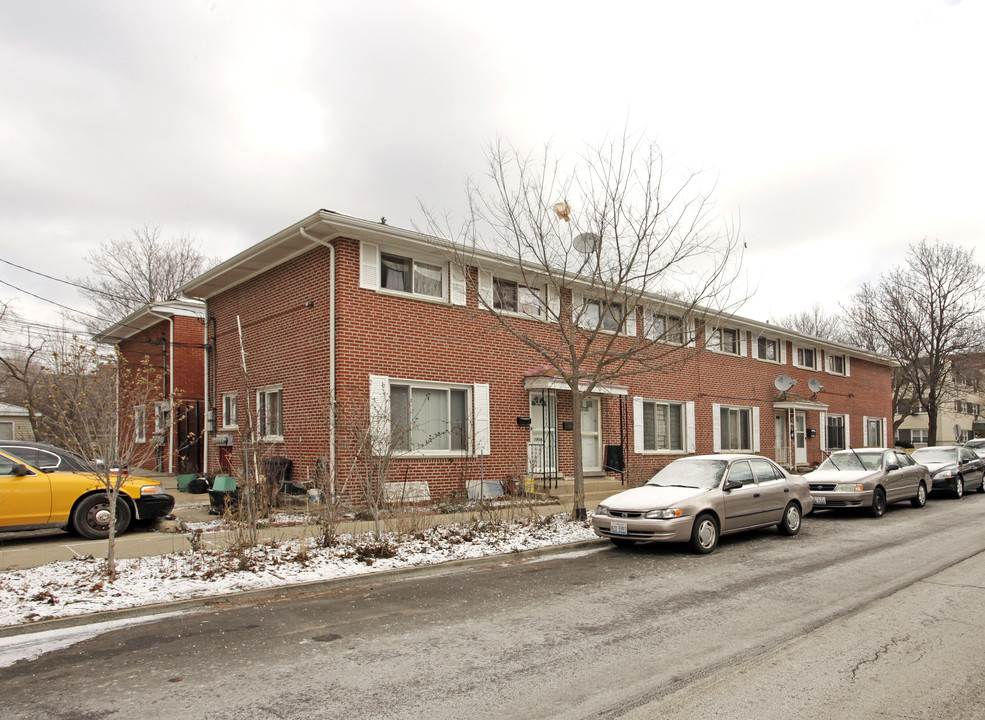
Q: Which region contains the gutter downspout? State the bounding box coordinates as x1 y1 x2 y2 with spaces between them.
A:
147 309 175 474
299 226 336 500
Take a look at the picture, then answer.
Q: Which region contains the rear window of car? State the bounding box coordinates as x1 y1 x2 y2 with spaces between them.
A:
913 448 957 464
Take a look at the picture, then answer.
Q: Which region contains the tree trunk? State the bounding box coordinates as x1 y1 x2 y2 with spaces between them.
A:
570 386 586 521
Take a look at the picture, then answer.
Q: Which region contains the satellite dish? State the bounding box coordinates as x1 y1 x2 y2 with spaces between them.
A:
808 378 824 394
572 233 601 253
774 375 796 392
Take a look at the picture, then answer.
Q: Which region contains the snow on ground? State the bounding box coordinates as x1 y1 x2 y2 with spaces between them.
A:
0 514 597 628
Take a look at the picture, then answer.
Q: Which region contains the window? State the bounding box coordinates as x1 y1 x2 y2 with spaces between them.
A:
727 460 756 486
825 414 846 450
750 458 785 482
583 300 623 332
755 336 779 362
827 352 848 375
646 312 688 344
720 406 752 451
380 252 443 298
911 428 928 445
864 416 884 447
794 345 818 370
390 383 469 452
221 392 238 429
708 327 740 355
640 400 684 452
0 421 12 441
134 406 147 443
493 278 544 318
257 386 283 441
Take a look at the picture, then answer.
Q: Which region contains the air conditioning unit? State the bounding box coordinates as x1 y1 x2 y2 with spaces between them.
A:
213 434 233 447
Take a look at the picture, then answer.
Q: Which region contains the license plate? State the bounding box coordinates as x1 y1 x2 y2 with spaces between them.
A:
610 521 628 535
814 496 826 505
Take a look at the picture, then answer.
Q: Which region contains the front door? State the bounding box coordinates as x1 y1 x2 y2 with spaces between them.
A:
794 411 807 466
774 412 788 466
580 397 602 473
529 391 557 474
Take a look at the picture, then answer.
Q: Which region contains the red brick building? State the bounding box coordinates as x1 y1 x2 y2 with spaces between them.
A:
181 211 894 499
95 300 207 473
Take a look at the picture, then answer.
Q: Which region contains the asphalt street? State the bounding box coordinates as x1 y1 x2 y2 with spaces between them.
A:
2 491 985 719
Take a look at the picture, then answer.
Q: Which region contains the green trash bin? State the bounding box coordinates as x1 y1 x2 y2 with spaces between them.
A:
176 473 197 492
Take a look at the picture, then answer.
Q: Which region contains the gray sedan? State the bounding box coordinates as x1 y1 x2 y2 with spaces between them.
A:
806 448 930 517
592 454 814 554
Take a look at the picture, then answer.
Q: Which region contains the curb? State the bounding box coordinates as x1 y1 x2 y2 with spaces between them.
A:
0 537 608 639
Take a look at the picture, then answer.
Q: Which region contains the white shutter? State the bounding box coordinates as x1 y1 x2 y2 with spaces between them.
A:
882 417 888 447
572 292 585 327
845 355 852 377
752 406 760 452
779 339 787 365
686 401 696 454
450 263 467 306
368 375 389 454
712 403 722 452
739 330 748 357
633 397 644 453
547 284 560 321
624 306 637 337
360 241 379 290
687 317 696 347
478 270 493 309
845 415 852 449
473 383 490 456
819 412 827 451
705 322 715 348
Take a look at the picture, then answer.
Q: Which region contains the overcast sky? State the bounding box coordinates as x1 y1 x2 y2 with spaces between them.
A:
1 0 981 338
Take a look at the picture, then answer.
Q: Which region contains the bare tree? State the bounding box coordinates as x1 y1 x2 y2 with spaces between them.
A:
73 225 218 330
842 239 985 445
426 133 742 519
771 302 845 342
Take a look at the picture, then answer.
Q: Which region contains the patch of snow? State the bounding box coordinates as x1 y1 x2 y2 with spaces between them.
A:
0 514 597 628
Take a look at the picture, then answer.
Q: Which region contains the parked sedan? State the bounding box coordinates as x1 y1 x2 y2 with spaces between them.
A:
592 454 813 554
806 448 930 517
912 445 985 498
0 439 93 473
964 438 985 460
0 449 174 539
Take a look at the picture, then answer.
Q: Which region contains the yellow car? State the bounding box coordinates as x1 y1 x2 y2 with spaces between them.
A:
0 448 175 539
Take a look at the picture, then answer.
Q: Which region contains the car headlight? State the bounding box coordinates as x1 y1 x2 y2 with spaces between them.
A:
645 508 683 519
594 505 609 517
834 483 865 492
140 484 166 496
933 470 954 480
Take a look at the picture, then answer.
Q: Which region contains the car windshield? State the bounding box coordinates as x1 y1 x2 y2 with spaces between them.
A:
913 448 958 464
966 440 985 449
818 451 882 472
646 459 728 489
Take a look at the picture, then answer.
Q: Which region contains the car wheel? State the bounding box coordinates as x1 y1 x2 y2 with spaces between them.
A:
777 503 802 536
71 494 131 540
689 513 719 554
978 477 985 494
910 482 927 508
954 476 964 499
610 538 636 549
868 487 887 518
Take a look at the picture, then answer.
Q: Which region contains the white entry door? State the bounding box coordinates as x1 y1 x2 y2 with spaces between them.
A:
795 410 808 466
529 391 557 473
774 412 788 465
580 397 602 473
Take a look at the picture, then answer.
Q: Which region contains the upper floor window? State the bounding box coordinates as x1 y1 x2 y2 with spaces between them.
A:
257 386 283 441
708 327 740 355
646 312 690 345
380 253 443 298
754 336 783 363
826 352 849 376
583 300 623 333
493 278 544 318
221 392 238 429
134 406 147 443
793 345 818 370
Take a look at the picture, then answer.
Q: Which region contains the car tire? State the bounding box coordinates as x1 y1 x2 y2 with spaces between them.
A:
610 538 636 549
910 482 927 508
71 494 131 540
978 477 985 494
777 502 802 536
689 513 719 554
954 477 964 499
868 487 887 518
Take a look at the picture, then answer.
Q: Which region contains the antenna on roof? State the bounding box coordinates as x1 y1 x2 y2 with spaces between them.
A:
774 375 795 392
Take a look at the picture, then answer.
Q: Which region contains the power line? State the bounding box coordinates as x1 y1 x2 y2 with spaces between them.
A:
0 256 130 302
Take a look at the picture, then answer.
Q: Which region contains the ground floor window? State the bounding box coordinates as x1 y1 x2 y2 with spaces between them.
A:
134 406 147 443
221 391 238 429
716 404 754 451
864 416 885 448
640 400 684 451
826 414 845 450
390 383 469 452
257 386 283 441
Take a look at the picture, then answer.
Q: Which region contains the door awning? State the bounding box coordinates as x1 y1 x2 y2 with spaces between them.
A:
772 391 829 411
523 375 629 396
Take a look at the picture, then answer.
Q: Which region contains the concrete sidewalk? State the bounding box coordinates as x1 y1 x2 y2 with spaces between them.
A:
0 472 626 570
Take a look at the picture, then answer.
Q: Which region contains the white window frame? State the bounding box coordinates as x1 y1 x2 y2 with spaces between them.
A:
911 428 929 445
477 271 551 321
825 351 850 376
257 385 284 442
753 334 786 364
134 406 147 444
221 391 238 430
571 292 637 336
633 398 695 454
793 344 820 371
862 415 887 448
712 403 760 453
359 241 463 305
368 375 490 458
821 413 847 451
705 325 746 356
644 310 695 346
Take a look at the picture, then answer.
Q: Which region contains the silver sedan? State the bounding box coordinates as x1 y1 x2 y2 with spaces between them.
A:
592 454 814 554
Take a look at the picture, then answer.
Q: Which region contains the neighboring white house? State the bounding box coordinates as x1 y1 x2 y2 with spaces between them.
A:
0 402 35 441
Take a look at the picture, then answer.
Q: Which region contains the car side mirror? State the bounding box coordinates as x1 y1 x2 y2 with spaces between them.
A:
12 463 31 477
886 462 900 471
723 479 743 492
